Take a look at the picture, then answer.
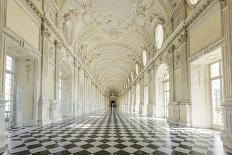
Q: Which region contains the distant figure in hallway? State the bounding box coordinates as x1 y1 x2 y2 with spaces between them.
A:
111 101 115 110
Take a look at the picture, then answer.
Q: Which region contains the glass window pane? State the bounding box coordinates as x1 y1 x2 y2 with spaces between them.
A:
4 55 16 123
210 62 220 78
211 79 222 125
142 50 147 66
156 24 164 49
189 0 199 5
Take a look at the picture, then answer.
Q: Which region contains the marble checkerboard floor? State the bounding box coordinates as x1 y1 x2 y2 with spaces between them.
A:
3 109 231 155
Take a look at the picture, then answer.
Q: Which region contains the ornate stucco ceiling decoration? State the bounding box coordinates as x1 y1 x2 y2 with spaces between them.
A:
60 0 173 95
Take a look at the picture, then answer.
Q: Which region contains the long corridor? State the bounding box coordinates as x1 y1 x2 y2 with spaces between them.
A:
6 110 229 155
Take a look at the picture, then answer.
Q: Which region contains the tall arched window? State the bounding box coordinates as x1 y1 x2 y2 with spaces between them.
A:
142 50 147 66
163 70 169 118
155 64 169 118
60 62 72 117
64 19 74 45
189 0 199 5
136 63 139 75
155 24 164 49
131 72 134 81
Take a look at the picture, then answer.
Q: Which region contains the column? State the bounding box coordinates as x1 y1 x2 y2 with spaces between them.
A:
139 76 144 114
130 88 133 113
133 84 137 113
84 75 87 114
0 0 7 152
78 67 82 115
90 83 93 112
83 74 86 114
93 85 98 110
74 61 79 116
37 24 52 125
90 82 93 112
179 32 191 127
86 79 89 113
123 93 127 112
127 92 130 112
50 41 62 122
167 48 178 123
147 69 154 117
220 0 232 149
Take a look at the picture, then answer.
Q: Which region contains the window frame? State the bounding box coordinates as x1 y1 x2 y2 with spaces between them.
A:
209 60 223 127
4 55 16 124
163 70 169 118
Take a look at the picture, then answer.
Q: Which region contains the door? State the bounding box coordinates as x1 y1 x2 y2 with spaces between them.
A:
4 55 16 128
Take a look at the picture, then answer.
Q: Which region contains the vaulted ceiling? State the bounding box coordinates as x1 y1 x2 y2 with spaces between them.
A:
56 0 174 95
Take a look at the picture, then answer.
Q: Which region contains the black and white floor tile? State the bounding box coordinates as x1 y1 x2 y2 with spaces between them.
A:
3 110 231 155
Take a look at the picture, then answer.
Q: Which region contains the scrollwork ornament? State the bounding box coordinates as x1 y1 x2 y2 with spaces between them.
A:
55 41 62 50
219 0 227 9
42 24 51 38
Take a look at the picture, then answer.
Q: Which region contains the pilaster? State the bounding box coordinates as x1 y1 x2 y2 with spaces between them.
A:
220 0 232 149
37 24 52 125
167 47 179 123
139 76 144 115
147 68 154 117
0 0 7 151
129 88 133 113
77 67 83 115
0 94 7 153
48 40 62 123
133 84 137 113
178 32 191 127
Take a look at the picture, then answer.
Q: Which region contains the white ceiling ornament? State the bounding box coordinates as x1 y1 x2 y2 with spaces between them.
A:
60 0 173 94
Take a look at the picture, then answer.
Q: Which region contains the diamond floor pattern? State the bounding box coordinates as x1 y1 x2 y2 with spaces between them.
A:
4 110 231 155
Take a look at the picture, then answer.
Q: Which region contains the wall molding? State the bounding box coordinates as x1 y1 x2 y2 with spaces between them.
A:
122 0 218 96
23 0 105 95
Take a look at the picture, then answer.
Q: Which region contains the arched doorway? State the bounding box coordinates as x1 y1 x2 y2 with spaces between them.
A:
155 63 169 118
59 62 72 117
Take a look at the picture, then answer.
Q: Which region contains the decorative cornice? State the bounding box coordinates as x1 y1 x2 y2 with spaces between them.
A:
23 0 106 96
121 0 216 96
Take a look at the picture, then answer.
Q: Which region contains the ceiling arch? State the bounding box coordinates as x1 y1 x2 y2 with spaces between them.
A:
58 0 173 95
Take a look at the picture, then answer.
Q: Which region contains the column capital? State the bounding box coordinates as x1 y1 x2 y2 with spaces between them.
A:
139 75 144 81
42 24 51 38
219 0 228 9
55 40 62 49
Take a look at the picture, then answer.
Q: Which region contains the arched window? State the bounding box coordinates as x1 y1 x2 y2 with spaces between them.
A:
136 63 139 75
155 64 169 118
142 50 147 66
189 0 199 5
64 19 74 45
131 72 134 81
163 70 169 118
59 62 72 117
155 24 164 49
